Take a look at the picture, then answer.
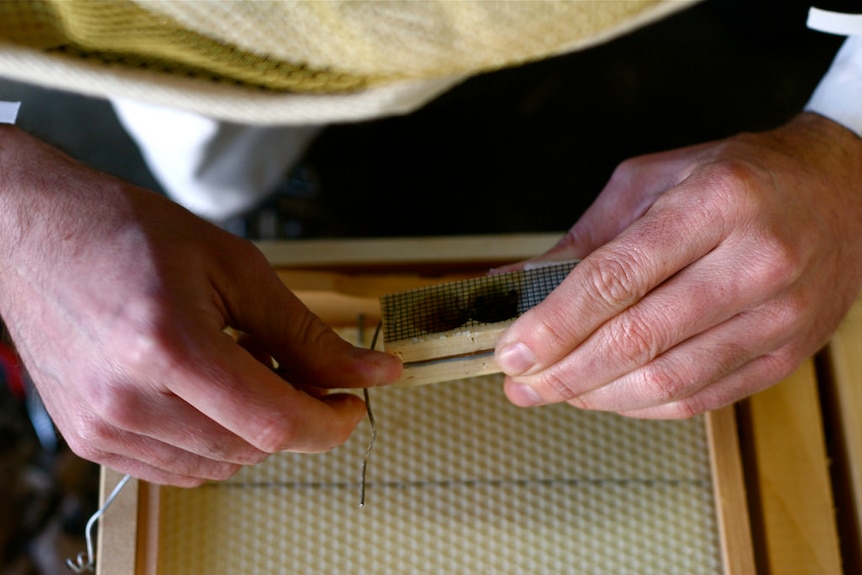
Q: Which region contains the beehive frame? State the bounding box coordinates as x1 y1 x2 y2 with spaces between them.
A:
94 234 845 574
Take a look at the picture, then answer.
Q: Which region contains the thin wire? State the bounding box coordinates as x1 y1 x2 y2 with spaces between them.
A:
359 321 382 508
66 473 132 573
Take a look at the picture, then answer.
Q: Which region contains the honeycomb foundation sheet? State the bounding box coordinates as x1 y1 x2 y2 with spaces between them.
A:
151 373 722 574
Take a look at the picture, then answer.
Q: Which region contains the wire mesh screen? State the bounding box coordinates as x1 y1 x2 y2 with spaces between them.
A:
380 261 577 344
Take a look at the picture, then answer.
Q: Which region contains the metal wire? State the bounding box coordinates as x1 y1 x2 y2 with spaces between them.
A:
66 473 132 573
359 321 383 508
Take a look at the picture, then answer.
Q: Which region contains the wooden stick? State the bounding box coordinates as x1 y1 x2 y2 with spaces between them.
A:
257 233 560 268
95 469 138 575
705 407 755 575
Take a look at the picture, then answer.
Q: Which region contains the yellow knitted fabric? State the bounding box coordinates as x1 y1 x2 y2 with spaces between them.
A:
0 0 369 92
0 0 694 94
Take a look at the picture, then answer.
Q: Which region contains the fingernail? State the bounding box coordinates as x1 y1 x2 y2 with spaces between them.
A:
350 348 403 382
351 347 399 366
497 342 536 376
508 382 544 407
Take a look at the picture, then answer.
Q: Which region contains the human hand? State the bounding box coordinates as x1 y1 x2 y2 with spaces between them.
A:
496 113 862 418
0 126 402 486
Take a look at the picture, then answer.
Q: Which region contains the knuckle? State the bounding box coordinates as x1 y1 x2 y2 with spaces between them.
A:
703 156 760 197
251 415 298 454
566 393 592 410
612 155 650 183
66 434 108 463
604 314 661 366
206 463 242 482
756 240 804 288
538 369 580 402
72 412 117 448
172 476 207 488
664 397 706 420
89 388 144 430
772 293 809 332
698 157 765 218
760 350 798 383
531 313 573 355
582 254 643 310
638 362 689 404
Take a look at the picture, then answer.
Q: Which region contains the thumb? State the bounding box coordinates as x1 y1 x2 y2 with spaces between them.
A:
223 249 402 389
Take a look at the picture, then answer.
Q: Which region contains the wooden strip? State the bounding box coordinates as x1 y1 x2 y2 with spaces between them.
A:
744 360 842 574
257 233 561 268
137 481 162 575
396 353 500 387
705 407 755 575
291 290 381 327
385 321 511 364
275 270 473 297
95 469 138 575
822 296 862 569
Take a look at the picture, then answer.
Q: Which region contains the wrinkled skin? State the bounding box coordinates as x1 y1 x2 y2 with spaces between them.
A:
0 126 402 486
497 113 862 418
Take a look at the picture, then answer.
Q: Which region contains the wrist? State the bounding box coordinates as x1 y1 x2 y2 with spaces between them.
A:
0 124 30 241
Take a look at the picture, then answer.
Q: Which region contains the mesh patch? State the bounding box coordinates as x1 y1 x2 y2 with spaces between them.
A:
381 261 577 344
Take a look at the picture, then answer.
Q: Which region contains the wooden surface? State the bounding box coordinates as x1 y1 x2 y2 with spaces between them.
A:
93 235 853 574
95 472 138 575
822 297 862 571
742 360 842 574
256 233 560 269
706 407 755 575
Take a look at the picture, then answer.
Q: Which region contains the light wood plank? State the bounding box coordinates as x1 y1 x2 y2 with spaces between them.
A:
257 233 561 268
137 481 161 575
706 407 755 575
822 296 862 565
396 352 500 387
745 360 842 574
95 469 138 575
386 321 510 364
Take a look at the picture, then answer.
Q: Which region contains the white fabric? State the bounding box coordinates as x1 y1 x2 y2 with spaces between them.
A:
805 9 862 138
807 7 862 36
0 100 20 124
112 98 322 221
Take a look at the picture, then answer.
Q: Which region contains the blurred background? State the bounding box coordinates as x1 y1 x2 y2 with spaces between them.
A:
0 0 847 572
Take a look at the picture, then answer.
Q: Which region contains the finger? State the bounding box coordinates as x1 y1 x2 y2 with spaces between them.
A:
169 332 368 454
563 301 795 413
502 236 792 405
101 457 210 488
89 383 269 465
69 426 242 486
220 244 402 389
497 175 727 379
616 351 797 420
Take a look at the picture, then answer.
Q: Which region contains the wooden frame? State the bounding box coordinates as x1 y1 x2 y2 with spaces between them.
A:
94 234 846 574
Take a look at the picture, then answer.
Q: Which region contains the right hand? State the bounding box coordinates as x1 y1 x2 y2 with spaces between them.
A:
0 126 402 486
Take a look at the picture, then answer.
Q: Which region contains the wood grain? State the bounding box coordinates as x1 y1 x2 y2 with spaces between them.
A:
822 296 862 569
706 406 755 575
743 360 842 574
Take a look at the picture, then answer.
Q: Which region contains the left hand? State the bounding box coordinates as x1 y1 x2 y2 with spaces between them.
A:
496 112 862 418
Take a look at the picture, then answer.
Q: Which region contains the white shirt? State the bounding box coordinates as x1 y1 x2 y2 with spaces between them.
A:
805 8 862 137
